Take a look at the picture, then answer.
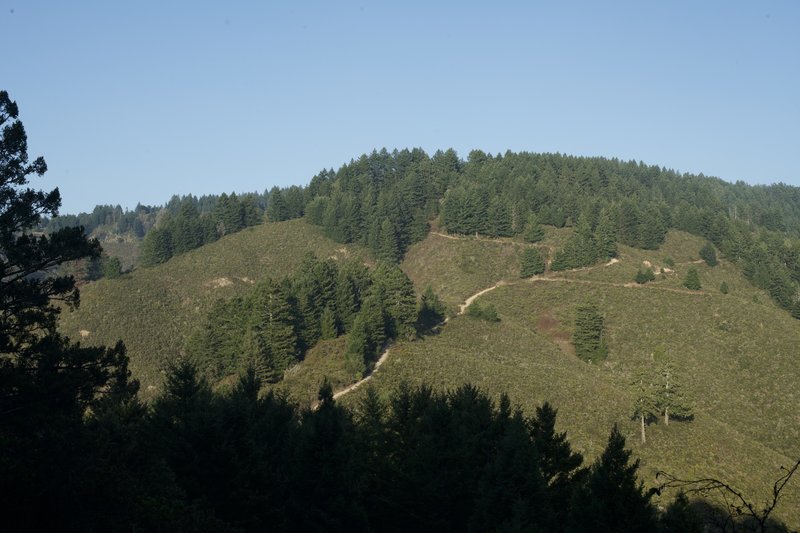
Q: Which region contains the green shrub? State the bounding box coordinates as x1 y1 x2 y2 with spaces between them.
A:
683 267 701 290
634 268 655 285
466 302 500 322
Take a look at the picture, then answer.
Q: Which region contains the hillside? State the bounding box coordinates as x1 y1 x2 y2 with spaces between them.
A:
51 147 800 527
332 227 800 526
59 219 366 397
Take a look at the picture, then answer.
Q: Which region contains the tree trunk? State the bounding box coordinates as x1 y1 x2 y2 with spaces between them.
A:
664 406 669 426
640 414 646 444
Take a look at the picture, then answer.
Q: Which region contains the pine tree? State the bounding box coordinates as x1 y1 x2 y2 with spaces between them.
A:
523 214 545 243
139 227 173 266
631 370 659 443
343 315 369 378
373 263 417 340
520 248 545 278
529 402 586 525
568 425 657 532
720 281 729 294
573 301 607 362
700 242 718 267
320 305 337 340
266 186 289 222
377 218 400 263
655 361 692 425
486 197 513 237
595 208 617 260
683 267 701 290
416 285 446 333
250 278 299 382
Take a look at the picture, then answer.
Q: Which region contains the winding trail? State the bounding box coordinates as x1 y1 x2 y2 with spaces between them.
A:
331 347 391 400
327 243 705 403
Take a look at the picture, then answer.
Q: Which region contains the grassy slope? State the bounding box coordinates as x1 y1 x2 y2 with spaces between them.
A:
343 228 800 527
60 220 363 398
60 221 800 525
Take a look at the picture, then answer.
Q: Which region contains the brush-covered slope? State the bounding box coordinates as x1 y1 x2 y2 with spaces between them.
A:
59 219 364 397
344 228 800 526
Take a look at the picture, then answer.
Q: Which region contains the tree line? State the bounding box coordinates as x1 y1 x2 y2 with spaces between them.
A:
47 146 800 313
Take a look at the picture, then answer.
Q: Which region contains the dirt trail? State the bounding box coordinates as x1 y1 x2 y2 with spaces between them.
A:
325 244 702 404
331 347 391 400
328 279 509 402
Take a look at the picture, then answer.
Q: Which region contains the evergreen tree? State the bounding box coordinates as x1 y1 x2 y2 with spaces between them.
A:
573 301 607 362
631 370 659 444
335 260 371 331
249 278 299 382
655 361 692 425
529 402 586 526
377 218 400 263
634 268 656 284
700 242 718 267
486 196 513 237
595 207 618 260
569 425 657 532
102 256 123 279
720 281 729 294
266 186 289 222
372 263 417 340
343 314 369 378
683 267 701 290
0 91 138 529
416 285 446 333
520 247 546 278
320 305 337 340
139 227 173 266
523 214 545 243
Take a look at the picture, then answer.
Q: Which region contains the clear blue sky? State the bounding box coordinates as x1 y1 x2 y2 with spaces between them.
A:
4 1 799 214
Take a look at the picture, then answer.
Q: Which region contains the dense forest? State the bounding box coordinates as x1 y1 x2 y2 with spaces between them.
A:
56 146 800 314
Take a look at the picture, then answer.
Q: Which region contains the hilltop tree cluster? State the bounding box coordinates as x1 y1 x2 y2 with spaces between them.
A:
47 145 800 314
139 192 264 266
296 149 800 314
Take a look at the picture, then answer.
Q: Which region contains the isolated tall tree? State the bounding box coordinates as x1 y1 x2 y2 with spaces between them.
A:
631 370 659 444
572 301 607 362
655 361 692 425
683 267 701 290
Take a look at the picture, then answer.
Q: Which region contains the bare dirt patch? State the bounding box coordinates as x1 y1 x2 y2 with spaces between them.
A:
208 277 233 288
535 313 574 356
